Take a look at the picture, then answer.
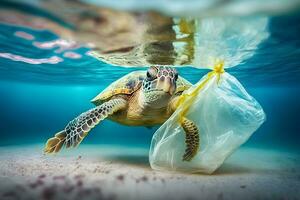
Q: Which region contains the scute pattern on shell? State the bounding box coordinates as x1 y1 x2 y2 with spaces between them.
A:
176 75 192 93
93 71 145 103
91 70 192 104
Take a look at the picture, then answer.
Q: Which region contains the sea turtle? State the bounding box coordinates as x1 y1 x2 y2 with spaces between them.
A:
44 66 199 161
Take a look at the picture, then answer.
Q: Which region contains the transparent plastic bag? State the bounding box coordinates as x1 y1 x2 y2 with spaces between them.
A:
149 67 266 174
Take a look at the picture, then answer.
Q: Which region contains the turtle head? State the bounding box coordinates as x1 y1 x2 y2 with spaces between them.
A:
141 66 178 108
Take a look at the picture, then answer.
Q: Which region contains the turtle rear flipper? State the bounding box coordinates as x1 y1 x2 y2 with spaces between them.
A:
180 117 199 161
44 98 127 154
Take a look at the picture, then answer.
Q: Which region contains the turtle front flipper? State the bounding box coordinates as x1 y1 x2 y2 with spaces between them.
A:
44 98 127 154
180 117 199 161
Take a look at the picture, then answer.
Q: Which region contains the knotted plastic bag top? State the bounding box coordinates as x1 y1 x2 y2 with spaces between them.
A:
149 63 266 174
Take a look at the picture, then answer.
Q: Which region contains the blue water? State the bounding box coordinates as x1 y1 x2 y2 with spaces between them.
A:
0 2 300 153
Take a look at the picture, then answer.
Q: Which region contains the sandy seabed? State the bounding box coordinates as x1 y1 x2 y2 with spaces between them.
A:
0 144 299 200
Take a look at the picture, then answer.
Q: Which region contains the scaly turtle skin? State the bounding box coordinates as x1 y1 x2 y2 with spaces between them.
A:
44 66 199 161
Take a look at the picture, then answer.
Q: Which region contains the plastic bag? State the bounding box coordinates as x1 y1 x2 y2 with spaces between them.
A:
149 65 266 174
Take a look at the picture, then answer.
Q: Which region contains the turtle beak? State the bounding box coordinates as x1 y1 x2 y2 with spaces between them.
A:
158 77 176 95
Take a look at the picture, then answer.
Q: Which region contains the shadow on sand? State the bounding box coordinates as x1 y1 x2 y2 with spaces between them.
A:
103 154 256 175
215 163 288 176
105 154 150 167
104 154 286 176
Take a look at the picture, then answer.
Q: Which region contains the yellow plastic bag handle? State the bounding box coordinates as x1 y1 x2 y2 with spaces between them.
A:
178 61 225 123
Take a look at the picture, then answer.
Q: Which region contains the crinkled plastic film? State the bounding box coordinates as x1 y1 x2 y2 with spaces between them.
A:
149 66 266 174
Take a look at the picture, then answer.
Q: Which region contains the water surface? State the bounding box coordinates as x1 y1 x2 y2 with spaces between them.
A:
0 0 299 153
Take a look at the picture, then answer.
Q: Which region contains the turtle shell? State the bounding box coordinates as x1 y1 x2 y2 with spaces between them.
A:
176 75 192 93
91 71 145 105
91 70 192 105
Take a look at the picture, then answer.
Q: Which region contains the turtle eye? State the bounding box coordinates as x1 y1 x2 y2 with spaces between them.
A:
146 71 151 78
146 68 157 80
